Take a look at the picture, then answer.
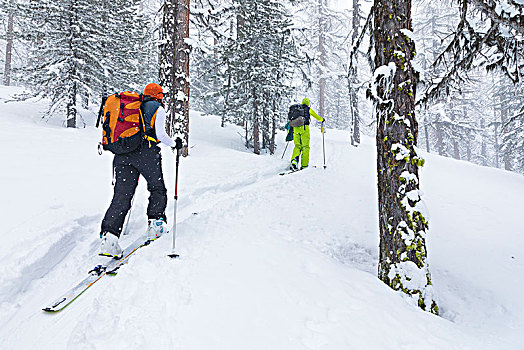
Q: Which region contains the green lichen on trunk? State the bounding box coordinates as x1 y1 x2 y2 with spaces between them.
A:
373 0 438 315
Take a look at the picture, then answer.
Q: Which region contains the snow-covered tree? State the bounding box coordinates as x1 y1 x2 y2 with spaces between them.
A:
348 0 359 146
497 77 524 172
20 0 103 126
190 0 235 119
416 0 524 174
100 0 156 93
160 0 191 155
294 0 353 130
220 0 296 154
1 0 31 87
371 0 439 314
18 0 152 127
1 0 15 86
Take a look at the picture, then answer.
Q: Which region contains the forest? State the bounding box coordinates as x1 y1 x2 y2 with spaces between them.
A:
1 0 523 171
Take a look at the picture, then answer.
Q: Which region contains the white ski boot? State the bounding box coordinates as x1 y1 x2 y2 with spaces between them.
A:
99 232 123 258
147 218 167 241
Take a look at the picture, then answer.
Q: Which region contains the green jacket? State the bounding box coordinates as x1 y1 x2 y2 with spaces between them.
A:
308 107 323 123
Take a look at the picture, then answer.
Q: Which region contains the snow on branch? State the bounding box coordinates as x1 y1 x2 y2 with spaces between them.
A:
418 0 524 106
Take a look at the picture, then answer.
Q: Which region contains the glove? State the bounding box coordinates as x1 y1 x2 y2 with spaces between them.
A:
175 137 183 150
171 137 184 153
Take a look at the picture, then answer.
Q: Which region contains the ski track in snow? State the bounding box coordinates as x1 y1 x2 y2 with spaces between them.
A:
0 215 100 304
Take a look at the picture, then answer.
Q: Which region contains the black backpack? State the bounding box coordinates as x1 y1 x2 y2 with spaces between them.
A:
288 104 310 127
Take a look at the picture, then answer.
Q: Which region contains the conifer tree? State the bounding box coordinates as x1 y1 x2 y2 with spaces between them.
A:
95 0 155 94
1 0 16 86
21 0 104 127
416 0 524 174
18 0 150 126
371 0 439 314
497 78 524 172
295 0 356 133
222 0 295 154
160 0 191 155
348 0 362 146
190 0 234 118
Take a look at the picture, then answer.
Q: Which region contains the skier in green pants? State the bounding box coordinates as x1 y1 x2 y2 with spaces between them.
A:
290 98 325 170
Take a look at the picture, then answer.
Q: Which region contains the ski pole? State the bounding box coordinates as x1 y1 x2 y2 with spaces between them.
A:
168 137 183 259
322 121 326 169
122 178 139 236
122 195 135 236
281 141 290 159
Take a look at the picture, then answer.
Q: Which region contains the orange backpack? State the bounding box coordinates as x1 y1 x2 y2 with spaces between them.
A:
96 91 145 154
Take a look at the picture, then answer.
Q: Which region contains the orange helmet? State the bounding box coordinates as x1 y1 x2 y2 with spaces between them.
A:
144 83 163 100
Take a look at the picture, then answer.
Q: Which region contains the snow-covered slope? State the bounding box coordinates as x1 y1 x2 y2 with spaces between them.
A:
0 86 523 349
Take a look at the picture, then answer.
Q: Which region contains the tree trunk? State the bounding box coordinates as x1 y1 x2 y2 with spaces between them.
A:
424 122 430 153
500 100 511 170
494 122 499 168
453 140 460 160
222 18 235 129
160 0 191 156
3 0 15 86
270 111 276 155
245 120 249 149
66 81 77 128
222 69 231 128
373 0 438 314
349 81 360 145
66 0 79 128
349 0 360 146
436 123 444 156
480 118 487 166
253 87 260 155
262 92 268 150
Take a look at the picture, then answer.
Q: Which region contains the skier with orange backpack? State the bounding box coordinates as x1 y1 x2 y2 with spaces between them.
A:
98 83 180 258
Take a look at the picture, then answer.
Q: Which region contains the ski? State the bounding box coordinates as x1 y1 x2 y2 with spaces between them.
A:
279 168 303 176
279 166 316 176
42 234 151 312
106 239 154 275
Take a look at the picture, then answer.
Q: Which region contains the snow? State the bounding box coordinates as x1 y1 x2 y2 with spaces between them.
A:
400 29 414 40
372 62 396 104
392 143 411 161
1 85 524 349
373 62 396 81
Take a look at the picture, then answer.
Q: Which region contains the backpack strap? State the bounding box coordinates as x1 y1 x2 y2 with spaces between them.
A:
96 95 108 128
304 105 311 125
138 101 158 148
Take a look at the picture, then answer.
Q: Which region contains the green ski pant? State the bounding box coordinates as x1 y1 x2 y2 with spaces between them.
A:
291 125 311 167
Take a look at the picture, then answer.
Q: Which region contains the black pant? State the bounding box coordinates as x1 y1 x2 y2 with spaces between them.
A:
101 141 167 237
